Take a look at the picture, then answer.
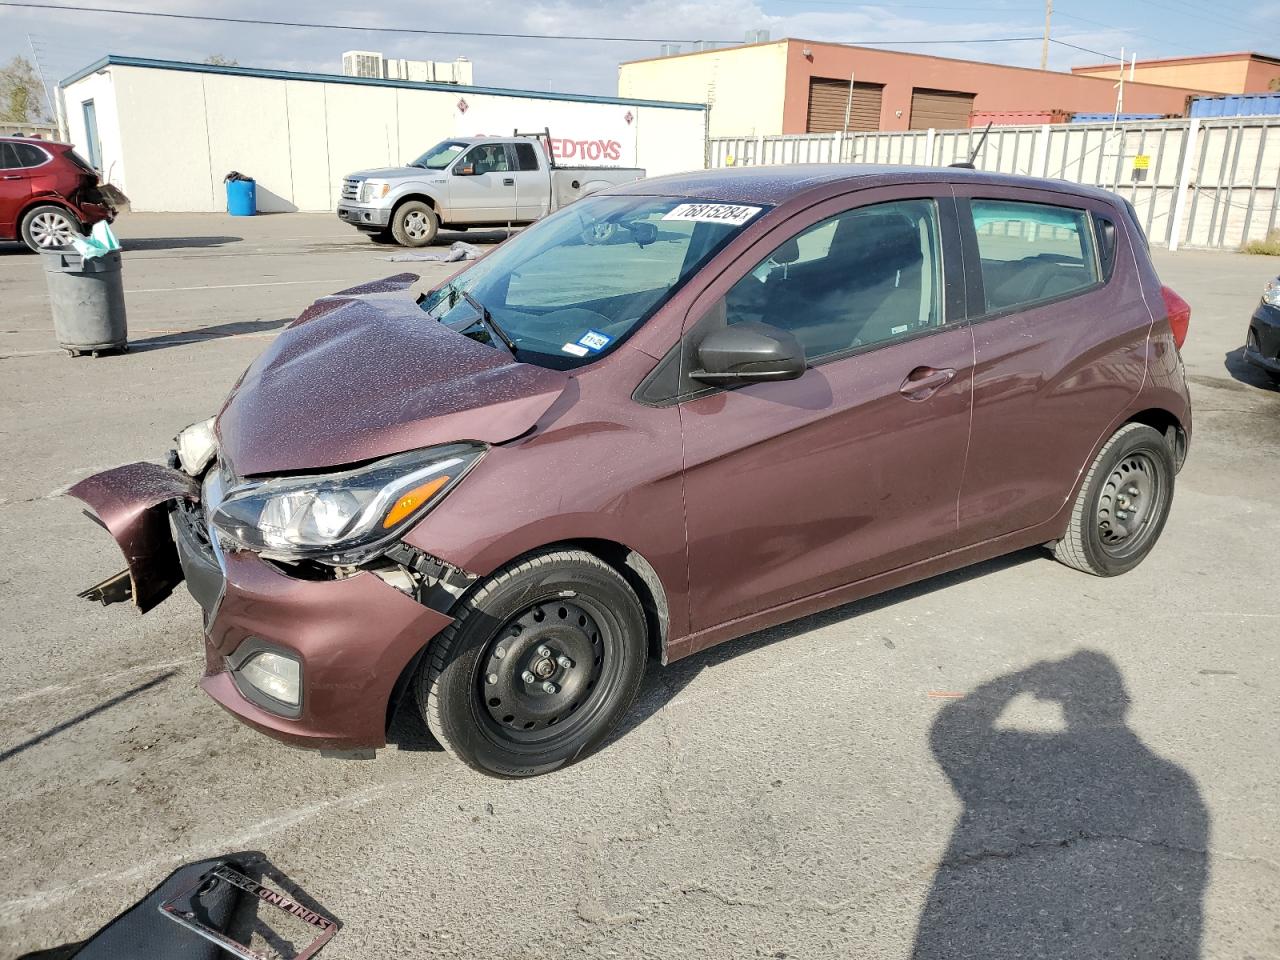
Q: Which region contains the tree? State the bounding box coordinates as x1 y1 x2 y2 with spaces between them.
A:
204 54 239 67
0 56 49 124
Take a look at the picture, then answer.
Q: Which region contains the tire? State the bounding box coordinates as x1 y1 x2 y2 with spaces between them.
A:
390 201 438 247
1053 423 1175 576
417 549 648 778
21 204 82 252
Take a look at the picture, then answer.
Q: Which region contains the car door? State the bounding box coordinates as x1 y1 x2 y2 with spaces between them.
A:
507 142 550 221
0 142 33 237
950 186 1150 544
674 187 975 632
447 144 517 223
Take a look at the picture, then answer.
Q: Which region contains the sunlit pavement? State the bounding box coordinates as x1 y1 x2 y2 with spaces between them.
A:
0 214 1276 959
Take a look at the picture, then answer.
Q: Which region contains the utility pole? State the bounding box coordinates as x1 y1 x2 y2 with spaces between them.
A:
1040 0 1053 70
840 71 856 162
27 34 55 122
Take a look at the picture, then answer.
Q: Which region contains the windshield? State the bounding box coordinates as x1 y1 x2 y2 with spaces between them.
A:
411 140 468 169
419 194 768 368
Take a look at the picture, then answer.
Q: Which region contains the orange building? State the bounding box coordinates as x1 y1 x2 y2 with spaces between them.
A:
619 39 1210 137
1072 52 1280 96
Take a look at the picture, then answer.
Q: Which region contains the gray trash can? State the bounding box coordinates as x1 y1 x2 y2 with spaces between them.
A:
41 249 128 357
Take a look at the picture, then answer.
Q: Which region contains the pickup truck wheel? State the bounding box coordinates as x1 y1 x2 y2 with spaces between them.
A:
391 201 438 247
21 204 83 252
1052 423 1174 576
417 549 648 778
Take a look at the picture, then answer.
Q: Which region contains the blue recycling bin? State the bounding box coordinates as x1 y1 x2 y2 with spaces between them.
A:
226 178 257 216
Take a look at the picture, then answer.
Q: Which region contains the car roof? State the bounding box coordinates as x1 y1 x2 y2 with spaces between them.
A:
0 136 69 147
605 164 1122 208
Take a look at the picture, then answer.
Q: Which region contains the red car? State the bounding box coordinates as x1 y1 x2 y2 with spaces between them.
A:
0 136 115 251
70 166 1191 778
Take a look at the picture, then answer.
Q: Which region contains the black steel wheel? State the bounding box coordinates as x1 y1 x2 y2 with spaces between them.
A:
417 549 648 778
1053 423 1175 576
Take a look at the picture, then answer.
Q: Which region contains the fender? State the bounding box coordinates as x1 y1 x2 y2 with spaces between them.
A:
387 182 451 222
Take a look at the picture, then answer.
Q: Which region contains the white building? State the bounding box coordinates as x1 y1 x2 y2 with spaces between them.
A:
342 50 473 86
59 55 707 213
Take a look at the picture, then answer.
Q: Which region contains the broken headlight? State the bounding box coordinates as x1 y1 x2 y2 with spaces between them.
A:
209 443 484 565
175 417 218 476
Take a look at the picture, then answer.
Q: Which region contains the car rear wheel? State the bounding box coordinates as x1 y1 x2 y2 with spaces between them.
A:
417 549 648 778
390 201 438 247
1052 423 1175 576
21 205 83 252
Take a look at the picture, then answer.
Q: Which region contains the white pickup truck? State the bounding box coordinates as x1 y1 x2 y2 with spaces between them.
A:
336 132 646 247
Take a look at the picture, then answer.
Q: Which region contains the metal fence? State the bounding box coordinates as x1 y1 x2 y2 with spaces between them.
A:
709 117 1280 251
0 121 59 139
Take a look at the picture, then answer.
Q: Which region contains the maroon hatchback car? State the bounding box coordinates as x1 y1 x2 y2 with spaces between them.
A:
0 136 114 251
72 166 1191 777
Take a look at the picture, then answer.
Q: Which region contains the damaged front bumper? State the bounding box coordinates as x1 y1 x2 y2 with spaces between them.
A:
69 461 464 752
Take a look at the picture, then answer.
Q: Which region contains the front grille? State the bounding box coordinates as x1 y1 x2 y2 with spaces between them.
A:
174 498 215 559
341 178 361 201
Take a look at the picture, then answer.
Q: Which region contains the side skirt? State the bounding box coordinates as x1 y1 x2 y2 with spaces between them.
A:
664 517 1065 664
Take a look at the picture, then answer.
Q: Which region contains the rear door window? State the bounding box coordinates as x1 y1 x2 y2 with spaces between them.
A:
969 199 1099 313
511 143 540 171
0 142 18 169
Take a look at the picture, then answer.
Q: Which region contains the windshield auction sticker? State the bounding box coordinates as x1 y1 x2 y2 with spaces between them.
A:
663 203 763 225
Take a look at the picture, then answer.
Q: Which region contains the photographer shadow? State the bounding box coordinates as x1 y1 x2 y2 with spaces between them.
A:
913 651 1208 960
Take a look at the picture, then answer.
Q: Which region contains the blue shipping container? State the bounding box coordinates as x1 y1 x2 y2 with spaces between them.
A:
1070 112 1165 124
1189 93 1280 118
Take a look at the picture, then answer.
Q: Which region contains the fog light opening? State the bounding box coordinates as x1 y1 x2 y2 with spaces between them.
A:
236 649 301 711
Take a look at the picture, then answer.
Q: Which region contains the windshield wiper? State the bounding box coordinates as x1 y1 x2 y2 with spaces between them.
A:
460 289 518 355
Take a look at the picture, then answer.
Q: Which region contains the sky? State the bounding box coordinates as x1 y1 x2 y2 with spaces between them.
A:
2 0 1279 107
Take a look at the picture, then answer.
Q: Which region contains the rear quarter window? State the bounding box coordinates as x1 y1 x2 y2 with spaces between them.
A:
970 199 1100 314
10 142 49 168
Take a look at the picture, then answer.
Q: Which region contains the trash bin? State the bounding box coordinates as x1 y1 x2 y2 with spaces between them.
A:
41 249 128 357
226 177 257 216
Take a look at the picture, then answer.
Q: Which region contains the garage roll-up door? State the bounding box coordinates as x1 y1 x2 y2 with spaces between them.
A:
909 88 976 130
807 78 885 133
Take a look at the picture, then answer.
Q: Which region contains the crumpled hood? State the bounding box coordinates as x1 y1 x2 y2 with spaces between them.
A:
347 166 425 180
216 275 570 477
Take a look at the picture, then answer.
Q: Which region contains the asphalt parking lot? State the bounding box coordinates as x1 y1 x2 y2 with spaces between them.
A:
1 212 1277 959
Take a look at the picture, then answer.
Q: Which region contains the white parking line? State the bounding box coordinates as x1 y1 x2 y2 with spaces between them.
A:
126 278 364 293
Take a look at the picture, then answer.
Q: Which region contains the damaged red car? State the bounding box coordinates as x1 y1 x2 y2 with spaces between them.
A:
0 136 115 250
72 167 1192 778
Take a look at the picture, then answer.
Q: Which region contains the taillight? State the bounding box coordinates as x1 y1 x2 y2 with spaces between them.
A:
1161 285 1191 350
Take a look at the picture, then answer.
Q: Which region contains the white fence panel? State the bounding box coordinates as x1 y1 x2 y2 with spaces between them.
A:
708 117 1280 250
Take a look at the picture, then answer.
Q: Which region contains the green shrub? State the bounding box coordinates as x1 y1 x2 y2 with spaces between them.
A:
1244 230 1280 255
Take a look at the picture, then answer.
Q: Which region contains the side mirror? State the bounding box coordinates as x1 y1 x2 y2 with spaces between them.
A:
691 322 806 386
454 164 476 176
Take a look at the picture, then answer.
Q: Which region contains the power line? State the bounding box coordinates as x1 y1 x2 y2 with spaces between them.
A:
2 2 739 43
0 2 1054 50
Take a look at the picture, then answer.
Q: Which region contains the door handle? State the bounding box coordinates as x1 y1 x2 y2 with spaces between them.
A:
1 175 22 180
899 366 956 400
502 177 515 185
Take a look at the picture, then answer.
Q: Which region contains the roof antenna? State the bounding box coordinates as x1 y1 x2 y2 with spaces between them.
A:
950 122 992 169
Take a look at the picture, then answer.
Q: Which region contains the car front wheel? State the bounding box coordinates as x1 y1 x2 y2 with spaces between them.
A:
417 549 648 778
1052 422 1175 576
390 201 438 247
21 204 83 252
